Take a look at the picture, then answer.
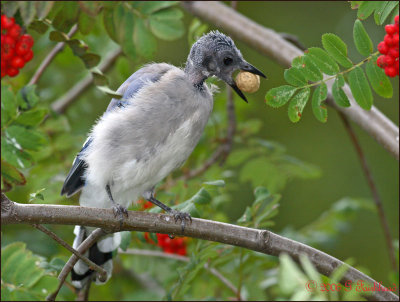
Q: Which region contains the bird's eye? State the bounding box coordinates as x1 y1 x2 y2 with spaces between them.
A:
223 57 233 66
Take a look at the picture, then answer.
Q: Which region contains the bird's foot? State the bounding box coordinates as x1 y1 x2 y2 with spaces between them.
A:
168 209 192 233
112 204 129 228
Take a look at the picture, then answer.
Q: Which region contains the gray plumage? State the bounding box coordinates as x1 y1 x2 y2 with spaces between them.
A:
61 30 265 288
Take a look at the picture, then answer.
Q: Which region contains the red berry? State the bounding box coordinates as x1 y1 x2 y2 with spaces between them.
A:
6 67 19 77
20 34 34 48
1 68 7 78
393 33 399 45
385 24 396 35
1 60 5 69
378 41 389 54
3 35 16 47
384 34 394 46
1 15 15 30
11 56 25 69
377 55 387 68
23 49 33 62
385 55 395 66
388 48 399 59
15 41 29 56
8 24 21 39
395 15 399 25
384 66 396 77
2 44 14 60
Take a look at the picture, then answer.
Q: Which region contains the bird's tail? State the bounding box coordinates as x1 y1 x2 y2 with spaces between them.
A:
71 226 121 289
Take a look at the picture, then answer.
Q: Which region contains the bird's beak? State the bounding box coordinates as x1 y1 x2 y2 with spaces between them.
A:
229 61 266 103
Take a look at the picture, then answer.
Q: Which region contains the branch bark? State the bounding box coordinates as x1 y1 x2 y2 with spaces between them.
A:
1 195 397 301
51 47 123 114
181 1 399 160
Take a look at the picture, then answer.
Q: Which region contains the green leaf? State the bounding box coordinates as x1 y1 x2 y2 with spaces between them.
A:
80 53 100 69
140 1 179 15
357 1 380 20
18 85 39 110
134 17 157 59
332 75 350 107
1 160 26 186
92 71 109 86
29 20 49 34
365 57 393 98
288 88 310 123
19 1 36 26
14 108 48 126
96 86 123 99
29 188 46 203
49 30 69 42
265 85 298 108
188 187 212 205
348 66 373 110
121 10 136 59
149 8 185 41
299 55 323 82
322 33 353 68
306 47 340 75
311 83 328 123
1 84 17 125
66 39 88 57
203 180 225 187
103 8 118 43
284 67 307 86
35 1 54 19
353 19 373 56
238 206 252 223
1 137 33 169
52 1 78 32
374 1 398 25
119 231 132 251
5 125 47 151
78 12 95 35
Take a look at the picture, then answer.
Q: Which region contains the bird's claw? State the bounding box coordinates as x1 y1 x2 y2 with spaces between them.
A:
169 209 192 232
112 204 129 222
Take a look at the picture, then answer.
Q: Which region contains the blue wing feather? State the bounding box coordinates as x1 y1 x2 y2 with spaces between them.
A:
62 64 171 197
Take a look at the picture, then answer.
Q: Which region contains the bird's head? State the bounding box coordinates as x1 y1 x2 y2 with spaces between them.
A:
185 31 266 102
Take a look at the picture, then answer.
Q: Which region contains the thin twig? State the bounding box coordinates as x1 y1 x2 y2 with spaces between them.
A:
181 1 399 160
32 224 107 280
28 24 79 86
2 195 397 301
75 275 93 301
46 228 107 301
337 111 397 272
51 47 123 114
120 248 243 300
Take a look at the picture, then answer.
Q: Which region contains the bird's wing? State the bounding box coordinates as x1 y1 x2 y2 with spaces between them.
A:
61 63 173 197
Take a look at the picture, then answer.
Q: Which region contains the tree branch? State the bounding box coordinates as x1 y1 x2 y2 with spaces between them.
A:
51 47 123 114
181 1 399 160
46 228 107 301
31 224 108 280
337 111 397 271
1 195 397 301
28 24 79 86
120 248 243 300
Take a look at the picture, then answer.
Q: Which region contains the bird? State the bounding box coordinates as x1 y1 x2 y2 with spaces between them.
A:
61 30 266 289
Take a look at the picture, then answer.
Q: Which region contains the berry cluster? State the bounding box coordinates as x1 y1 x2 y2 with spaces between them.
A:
1 15 34 78
144 232 187 256
377 15 399 77
139 200 187 256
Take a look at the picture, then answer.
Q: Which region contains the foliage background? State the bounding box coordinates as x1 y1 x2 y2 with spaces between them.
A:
2 1 399 300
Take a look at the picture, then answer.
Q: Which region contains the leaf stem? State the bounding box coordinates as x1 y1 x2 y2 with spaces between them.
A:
302 51 380 89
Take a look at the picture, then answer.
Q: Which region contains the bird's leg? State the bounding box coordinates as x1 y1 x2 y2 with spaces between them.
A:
147 195 192 233
106 184 128 225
